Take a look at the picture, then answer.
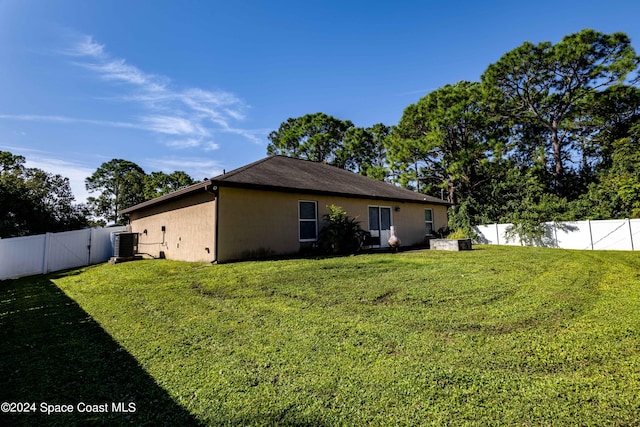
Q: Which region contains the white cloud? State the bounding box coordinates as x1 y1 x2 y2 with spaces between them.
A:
57 33 255 148
0 113 140 130
0 114 77 123
204 141 220 151
66 36 167 92
223 126 271 144
164 138 219 151
139 115 208 137
165 138 202 149
0 34 265 154
63 35 105 58
81 58 166 90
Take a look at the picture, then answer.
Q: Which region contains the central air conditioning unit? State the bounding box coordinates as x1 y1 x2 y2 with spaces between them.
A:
114 232 139 257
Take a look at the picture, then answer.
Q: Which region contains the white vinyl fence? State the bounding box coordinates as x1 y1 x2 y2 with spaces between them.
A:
475 218 640 251
0 226 128 280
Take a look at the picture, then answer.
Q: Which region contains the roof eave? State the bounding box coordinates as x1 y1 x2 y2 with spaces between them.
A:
120 180 216 214
211 180 451 206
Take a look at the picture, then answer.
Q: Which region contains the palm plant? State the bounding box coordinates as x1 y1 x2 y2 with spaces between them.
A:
317 205 370 254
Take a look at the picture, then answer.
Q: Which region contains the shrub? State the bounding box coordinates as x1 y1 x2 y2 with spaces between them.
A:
447 229 473 240
448 202 478 240
317 205 370 254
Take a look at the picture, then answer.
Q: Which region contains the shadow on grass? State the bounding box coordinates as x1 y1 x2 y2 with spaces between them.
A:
0 275 202 426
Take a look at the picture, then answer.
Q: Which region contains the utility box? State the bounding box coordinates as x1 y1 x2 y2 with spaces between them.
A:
114 232 139 257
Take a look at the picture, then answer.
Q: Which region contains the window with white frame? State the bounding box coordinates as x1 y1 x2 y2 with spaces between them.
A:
299 201 318 241
425 208 434 235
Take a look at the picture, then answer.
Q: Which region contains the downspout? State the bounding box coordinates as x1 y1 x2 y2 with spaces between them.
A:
214 190 219 263
205 182 219 263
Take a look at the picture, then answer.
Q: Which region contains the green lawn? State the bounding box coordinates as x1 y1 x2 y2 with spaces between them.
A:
2 245 640 425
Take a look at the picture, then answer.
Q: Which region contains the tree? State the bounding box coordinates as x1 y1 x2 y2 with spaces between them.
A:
385 120 427 192
341 123 391 180
391 81 490 209
581 84 640 172
144 171 196 200
85 159 146 224
0 151 87 237
482 29 639 195
267 112 354 166
571 121 640 219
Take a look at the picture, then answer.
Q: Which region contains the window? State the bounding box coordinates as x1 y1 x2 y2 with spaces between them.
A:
425 209 434 235
368 206 391 231
368 206 379 231
299 201 318 241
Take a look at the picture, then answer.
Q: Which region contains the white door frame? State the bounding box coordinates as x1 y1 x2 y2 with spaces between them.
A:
368 205 393 248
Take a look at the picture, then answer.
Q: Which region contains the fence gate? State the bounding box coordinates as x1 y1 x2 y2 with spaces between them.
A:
43 229 91 274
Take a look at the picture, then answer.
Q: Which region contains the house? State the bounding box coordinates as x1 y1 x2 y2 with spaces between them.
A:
120 155 450 263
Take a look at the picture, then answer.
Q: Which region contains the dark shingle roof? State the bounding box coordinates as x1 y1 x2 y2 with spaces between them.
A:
214 155 447 204
122 155 448 214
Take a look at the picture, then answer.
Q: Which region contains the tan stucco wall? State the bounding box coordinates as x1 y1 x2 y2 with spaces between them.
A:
128 192 216 262
216 187 448 262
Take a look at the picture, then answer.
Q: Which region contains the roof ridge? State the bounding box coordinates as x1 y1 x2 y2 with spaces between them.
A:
213 155 276 180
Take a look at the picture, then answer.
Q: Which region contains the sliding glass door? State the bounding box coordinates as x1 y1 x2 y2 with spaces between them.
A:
368 206 392 248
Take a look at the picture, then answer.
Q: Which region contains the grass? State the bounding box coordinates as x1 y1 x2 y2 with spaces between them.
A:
2 245 640 425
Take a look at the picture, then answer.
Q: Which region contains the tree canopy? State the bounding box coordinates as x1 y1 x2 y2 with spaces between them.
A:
1 151 197 233
268 29 640 239
0 151 88 238
267 112 354 165
392 81 490 207
85 159 146 224
481 29 639 194
85 160 196 224
144 171 196 200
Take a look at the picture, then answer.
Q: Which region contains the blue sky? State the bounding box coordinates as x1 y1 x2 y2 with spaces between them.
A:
1 0 639 204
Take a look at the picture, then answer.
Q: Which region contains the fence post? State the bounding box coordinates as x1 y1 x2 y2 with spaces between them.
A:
588 220 594 250
495 223 500 245
42 232 51 274
87 228 93 266
628 218 634 251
